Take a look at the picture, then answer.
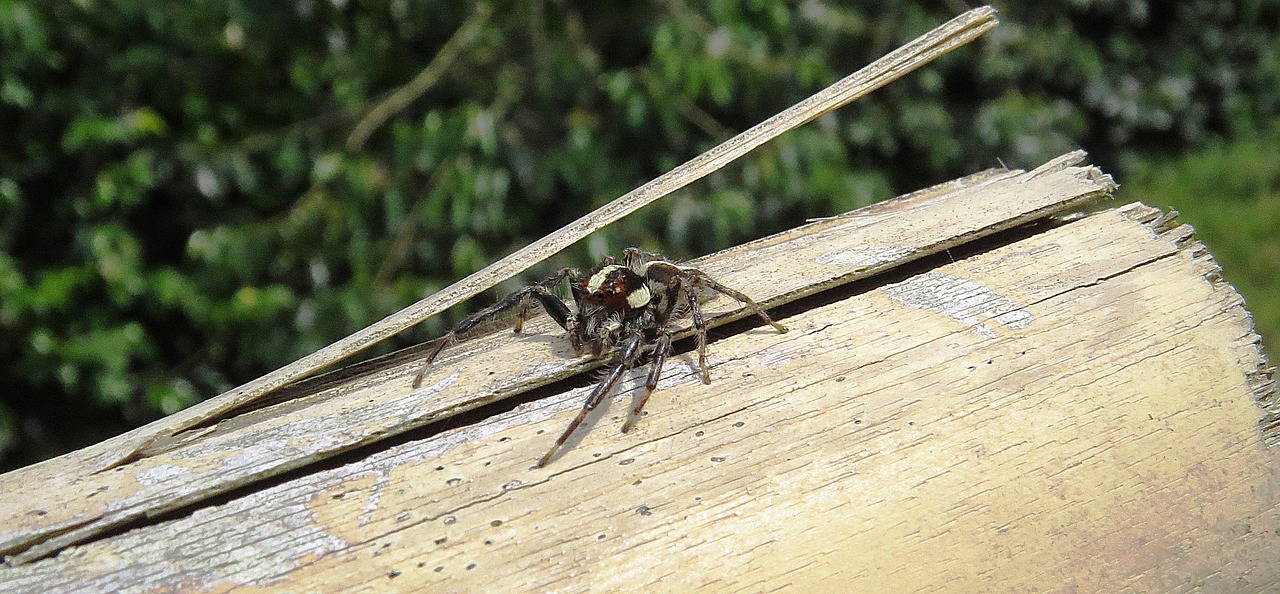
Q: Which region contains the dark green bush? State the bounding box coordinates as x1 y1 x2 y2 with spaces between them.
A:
1 0 1276 469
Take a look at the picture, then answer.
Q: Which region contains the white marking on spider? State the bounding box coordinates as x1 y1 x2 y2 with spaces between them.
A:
586 265 624 292
626 283 652 308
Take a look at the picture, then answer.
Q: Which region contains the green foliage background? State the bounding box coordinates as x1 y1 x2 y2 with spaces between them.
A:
1 0 1277 470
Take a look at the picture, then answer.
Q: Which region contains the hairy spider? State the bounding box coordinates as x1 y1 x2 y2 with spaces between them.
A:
412 247 788 467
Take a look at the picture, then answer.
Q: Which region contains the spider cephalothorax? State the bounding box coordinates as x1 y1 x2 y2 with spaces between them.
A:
413 248 787 467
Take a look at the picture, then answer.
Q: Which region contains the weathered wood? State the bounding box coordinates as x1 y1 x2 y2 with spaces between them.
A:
2 196 1275 592
4 157 1278 592
0 151 1113 566
89 7 1001 477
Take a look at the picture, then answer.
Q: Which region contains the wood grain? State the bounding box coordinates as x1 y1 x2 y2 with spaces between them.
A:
0 152 1113 566
86 7 1001 478
2 197 1277 590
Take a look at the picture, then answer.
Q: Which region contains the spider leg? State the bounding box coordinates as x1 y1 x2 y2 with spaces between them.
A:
682 285 713 384
642 261 786 333
412 268 579 388
514 292 533 334
621 247 652 269
538 334 644 468
685 267 788 334
621 330 672 433
622 247 666 266
528 267 580 330
513 281 575 334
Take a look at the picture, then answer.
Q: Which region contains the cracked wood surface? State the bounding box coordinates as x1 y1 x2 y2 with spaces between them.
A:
3 155 1278 591
0 152 1114 565
89 7 1001 476
3 201 1276 593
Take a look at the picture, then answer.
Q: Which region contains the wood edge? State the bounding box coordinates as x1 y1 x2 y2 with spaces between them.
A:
123 5 1004 471
130 166 1056 456
13 151 1088 483
0 151 1118 567
0 153 1111 483
1118 202 1279 445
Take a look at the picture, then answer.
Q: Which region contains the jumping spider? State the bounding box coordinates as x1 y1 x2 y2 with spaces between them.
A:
412 248 788 467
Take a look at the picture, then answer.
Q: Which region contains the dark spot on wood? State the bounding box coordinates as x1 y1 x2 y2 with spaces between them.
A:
636 505 653 516
632 479 642 485
733 421 744 428
710 456 726 463
435 465 445 471
388 570 401 578
598 534 607 540
418 561 426 568
434 566 444 572
619 458 635 466
695 430 704 437
434 537 448 545
397 511 412 522
484 539 493 545
490 519 503 527
443 516 457 524
446 478 462 486
466 563 477 570
835 376 846 382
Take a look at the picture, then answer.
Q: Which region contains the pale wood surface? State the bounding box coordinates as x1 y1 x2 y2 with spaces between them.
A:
96 7 999 471
3 159 1278 592
0 151 1112 564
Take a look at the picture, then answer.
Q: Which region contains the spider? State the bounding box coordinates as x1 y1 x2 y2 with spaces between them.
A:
412 247 788 467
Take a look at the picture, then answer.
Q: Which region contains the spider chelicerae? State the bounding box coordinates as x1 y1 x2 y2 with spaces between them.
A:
412 247 788 467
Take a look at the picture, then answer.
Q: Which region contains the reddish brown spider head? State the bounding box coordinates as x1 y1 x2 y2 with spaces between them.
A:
579 264 652 310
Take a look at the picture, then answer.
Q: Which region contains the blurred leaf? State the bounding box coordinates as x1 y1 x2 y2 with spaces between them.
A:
1121 121 1280 360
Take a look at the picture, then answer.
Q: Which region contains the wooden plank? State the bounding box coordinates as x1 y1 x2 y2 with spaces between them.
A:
103 6 1001 471
0 153 1115 565
2 202 1274 592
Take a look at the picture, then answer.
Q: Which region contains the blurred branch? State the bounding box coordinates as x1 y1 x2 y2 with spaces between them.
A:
372 162 455 288
346 3 494 151
666 83 736 142
372 91 515 287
